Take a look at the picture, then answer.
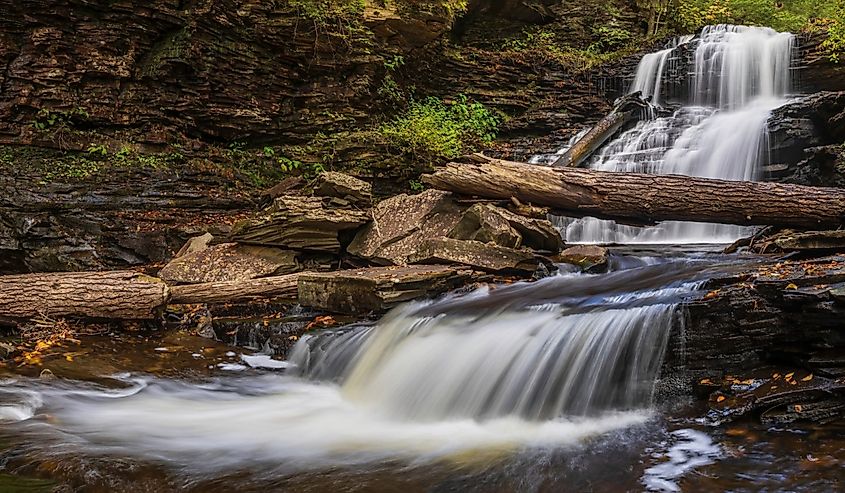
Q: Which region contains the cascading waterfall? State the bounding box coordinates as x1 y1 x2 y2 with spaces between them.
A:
1 262 709 470
551 25 795 244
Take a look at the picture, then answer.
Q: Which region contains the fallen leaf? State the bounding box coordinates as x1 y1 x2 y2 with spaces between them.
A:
801 374 813 382
716 395 726 403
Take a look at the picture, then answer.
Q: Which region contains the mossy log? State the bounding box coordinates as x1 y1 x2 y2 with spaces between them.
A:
423 156 845 230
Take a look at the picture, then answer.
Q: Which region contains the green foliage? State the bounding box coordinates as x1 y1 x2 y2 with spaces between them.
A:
409 179 425 192
671 0 842 35
500 27 636 70
86 143 109 158
32 107 89 131
379 95 499 159
820 3 845 62
289 0 366 23
590 22 634 53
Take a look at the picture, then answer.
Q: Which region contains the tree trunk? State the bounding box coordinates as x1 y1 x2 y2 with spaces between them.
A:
0 271 169 320
422 157 845 230
552 94 649 168
169 273 302 304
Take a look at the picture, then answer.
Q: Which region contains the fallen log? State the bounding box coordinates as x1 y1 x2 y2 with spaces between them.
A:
169 272 302 304
423 157 845 230
552 93 650 168
0 271 169 320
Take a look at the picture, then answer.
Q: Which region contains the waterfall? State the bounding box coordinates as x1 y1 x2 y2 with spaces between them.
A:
1 262 707 470
291 264 705 421
552 25 795 244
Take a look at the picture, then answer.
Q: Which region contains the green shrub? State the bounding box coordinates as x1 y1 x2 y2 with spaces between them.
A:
379 95 499 159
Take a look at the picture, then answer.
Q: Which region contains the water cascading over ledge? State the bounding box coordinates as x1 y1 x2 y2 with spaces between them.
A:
549 24 797 244
291 263 706 421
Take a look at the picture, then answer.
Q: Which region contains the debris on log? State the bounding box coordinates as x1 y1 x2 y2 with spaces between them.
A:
423 156 845 230
159 243 299 284
231 195 370 253
0 271 169 320
298 265 471 315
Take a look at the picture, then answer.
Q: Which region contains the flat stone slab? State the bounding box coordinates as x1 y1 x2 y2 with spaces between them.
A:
159 243 298 284
231 195 370 253
347 190 462 265
298 265 470 315
411 237 539 272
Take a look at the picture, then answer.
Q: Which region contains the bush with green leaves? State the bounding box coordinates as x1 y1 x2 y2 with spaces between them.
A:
673 0 841 35
379 95 499 160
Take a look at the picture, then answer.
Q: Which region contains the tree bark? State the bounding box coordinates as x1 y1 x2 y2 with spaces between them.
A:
169 273 302 305
553 93 649 168
0 271 169 319
423 157 845 230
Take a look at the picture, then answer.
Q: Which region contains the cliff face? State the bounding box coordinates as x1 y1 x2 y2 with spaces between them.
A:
0 0 462 150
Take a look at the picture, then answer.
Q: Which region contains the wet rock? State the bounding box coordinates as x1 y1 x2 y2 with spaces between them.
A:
768 91 845 185
347 190 463 265
495 207 563 252
701 369 845 425
159 243 299 284
314 172 372 208
0 163 254 274
411 237 541 273
449 203 522 248
788 145 845 188
772 230 845 251
231 195 370 253
174 233 214 258
555 245 609 273
298 265 471 315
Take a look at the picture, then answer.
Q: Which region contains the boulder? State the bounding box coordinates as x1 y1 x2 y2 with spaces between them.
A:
298 265 471 315
411 237 541 273
231 195 370 253
314 172 373 208
174 233 214 258
555 245 609 273
159 243 299 284
449 203 522 248
347 190 463 265
495 207 563 252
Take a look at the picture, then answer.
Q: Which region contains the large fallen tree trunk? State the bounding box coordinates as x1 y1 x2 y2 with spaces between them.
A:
553 93 650 168
0 271 170 320
169 273 302 304
423 157 845 229
0 271 304 320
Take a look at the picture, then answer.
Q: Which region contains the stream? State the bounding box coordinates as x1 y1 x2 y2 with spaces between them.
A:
0 24 843 493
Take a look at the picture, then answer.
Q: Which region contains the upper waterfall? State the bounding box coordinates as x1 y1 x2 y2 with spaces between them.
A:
550 24 796 244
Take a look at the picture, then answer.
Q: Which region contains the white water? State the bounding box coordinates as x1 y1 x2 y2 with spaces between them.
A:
548 25 795 244
1 263 708 471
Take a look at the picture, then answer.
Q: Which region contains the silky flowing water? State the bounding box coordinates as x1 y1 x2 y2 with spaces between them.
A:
546 24 796 244
2 26 843 493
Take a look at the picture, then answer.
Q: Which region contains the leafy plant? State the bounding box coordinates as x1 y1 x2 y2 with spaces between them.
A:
86 143 109 158
379 95 499 159
409 179 425 192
